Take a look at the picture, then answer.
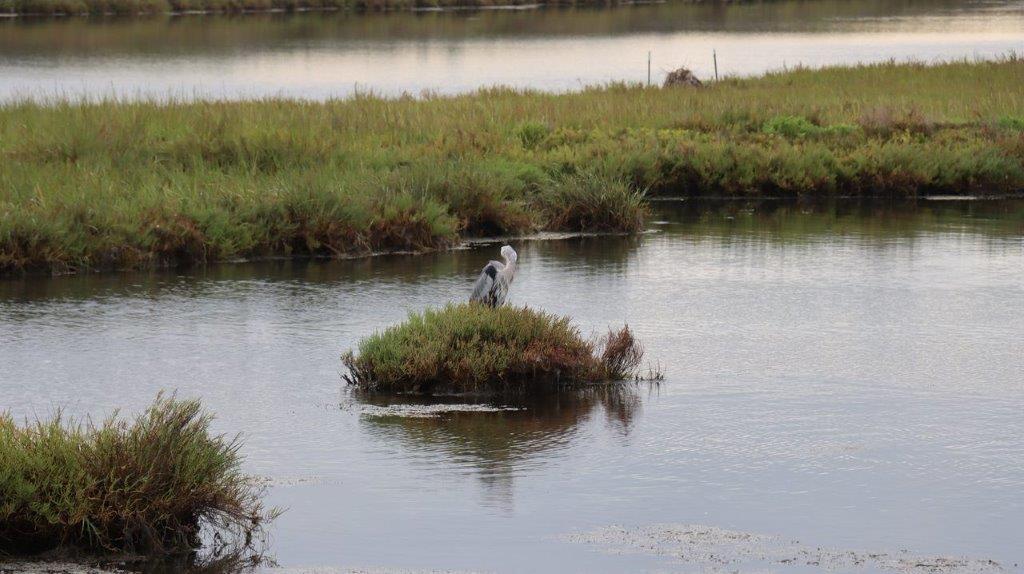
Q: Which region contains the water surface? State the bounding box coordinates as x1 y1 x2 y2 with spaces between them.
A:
1 0 1023 100
1 198 1022 572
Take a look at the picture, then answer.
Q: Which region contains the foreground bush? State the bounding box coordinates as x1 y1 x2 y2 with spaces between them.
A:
0 395 273 557
342 303 645 394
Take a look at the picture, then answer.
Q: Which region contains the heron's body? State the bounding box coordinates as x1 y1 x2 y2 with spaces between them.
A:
469 246 517 307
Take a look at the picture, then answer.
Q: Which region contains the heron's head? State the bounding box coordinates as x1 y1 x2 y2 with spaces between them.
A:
500 245 517 263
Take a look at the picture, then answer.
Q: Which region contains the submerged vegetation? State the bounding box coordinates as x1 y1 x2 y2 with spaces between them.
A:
1 58 1023 274
0 395 273 559
343 303 645 394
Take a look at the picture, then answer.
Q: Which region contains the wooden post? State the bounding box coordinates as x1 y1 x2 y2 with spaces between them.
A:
713 50 719 81
647 51 651 87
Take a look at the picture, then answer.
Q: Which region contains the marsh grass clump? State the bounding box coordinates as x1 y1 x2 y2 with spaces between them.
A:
342 303 646 394
542 173 648 233
597 325 644 381
0 394 274 558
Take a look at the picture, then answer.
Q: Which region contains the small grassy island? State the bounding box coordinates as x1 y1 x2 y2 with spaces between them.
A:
0 395 272 562
1 59 1022 275
343 304 646 394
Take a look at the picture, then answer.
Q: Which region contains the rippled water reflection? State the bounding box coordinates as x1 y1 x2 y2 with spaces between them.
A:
1 0 1024 100
1 198 1023 572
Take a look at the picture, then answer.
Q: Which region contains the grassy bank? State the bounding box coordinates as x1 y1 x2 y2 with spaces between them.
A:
0 395 272 558
343 304 644 394
1 58 1023 274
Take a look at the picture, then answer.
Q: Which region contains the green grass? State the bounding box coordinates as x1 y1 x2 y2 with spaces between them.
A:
342 303 645 394
1 58 1023 275
0 395 273 559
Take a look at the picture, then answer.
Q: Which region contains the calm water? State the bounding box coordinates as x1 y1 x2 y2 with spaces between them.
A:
1 199 1023 572
1 0 1024 100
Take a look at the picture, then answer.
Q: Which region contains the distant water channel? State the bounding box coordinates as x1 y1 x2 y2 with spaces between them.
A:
1 198 1023 572
1 0 1024 100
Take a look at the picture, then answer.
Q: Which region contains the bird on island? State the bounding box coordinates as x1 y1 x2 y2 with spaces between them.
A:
469 245 518 308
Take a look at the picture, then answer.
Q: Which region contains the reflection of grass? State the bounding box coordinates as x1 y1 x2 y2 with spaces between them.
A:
343 303 644 394
0 0 1002 17
358 386 641 505
657 198 1024 240
0 394 274 560
2 0 651 16
359 386 641 472
2 59 1022 274
0 1 995 51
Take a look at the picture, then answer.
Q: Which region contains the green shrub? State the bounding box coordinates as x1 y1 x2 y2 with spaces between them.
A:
342 304 644 394
997 116 1024 131
823 123 860 136
0 395 274 557
762 115 822 138
515 121 550 150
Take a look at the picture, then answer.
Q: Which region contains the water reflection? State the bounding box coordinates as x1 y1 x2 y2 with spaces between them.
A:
2 0 1023 100
0 532 272 574
3 0 1009 57
656 197 1024 242
519 233 642 278
0 249 501 305
355 387 642 508
113 551 265 574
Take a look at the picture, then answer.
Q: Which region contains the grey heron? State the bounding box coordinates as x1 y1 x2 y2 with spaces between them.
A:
469 245 518 307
